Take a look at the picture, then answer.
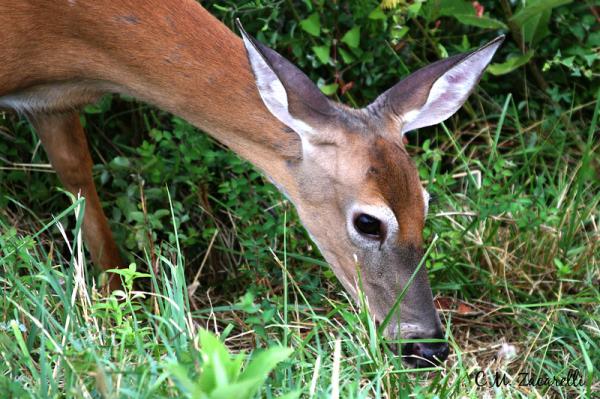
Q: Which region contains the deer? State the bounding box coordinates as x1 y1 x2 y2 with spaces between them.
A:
0 0 503 367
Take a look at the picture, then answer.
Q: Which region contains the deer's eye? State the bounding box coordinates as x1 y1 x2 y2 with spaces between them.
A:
354 214 382 237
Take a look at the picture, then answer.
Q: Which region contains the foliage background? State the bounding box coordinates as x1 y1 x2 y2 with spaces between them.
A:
1 0 598 397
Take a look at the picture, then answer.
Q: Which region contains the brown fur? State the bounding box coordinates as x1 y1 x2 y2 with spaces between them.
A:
0 0 443 342
369 137 425 247
0 0 301 276
29 112 122 290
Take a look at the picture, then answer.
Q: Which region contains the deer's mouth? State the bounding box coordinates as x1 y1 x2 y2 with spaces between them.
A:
382 323 449 367
401 340 449 368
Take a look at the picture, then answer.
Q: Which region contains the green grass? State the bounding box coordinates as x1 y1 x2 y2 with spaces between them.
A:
1 0 599 397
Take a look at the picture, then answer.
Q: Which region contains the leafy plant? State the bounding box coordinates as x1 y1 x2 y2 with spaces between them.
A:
169 329 296 399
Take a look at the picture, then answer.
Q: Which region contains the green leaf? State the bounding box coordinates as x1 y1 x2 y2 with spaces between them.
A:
240 346 293 382
278 391 302 399
312 44 330 64
153 209 171 218
522 8 551 45
437 43 448 59
487 51 534 75
407 2 422 18
368 7 386 20
129 211 145 223
209 378 261 399
338 48 355 63
318 83 339 96
167 362 202 397
341 26 361 48
437 0 475 17
196 329 237 393
453 14 508 30
110 156 131 169
561 56 576 68
83 95 112 114
587 31 600 47
199 329 230 365
0 375 29 399
391 26 409 40
553 258 571 275
211 352 229 388
510 0 572 28
300 13 321 36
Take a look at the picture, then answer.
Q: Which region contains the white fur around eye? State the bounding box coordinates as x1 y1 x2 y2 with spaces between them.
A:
347 203 398 248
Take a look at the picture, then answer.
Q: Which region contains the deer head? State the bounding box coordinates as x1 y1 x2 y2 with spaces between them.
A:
239 22 503 367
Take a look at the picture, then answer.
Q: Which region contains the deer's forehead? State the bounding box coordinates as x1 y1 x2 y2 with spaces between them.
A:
366 137 425 246
367 137 423 211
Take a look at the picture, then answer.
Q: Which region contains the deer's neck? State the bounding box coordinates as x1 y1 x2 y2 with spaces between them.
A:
13 0 302 193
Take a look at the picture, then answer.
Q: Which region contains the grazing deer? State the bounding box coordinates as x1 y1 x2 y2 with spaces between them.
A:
0 0 502 367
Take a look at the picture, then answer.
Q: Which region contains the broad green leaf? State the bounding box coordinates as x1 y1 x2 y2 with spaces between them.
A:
167 362 202 397
338 48 354 63
341 26 361 48
319 83 339 96
437 43 448 59
312 44 331 64
461 34 471 51
153 209 171 218
83 95 112 114
583 53 599 67
300 13 321 37
510 0 572 28
453 14 508 30
211 352 230 389
209 378 262 399
278 391 302 399
199 329 230 366
437 0 475 17
110 156 131 169
587 31 600 47
240 346 293 382
407 2 422 18
560 56 576 68
227 354 244 384
196 361 217 392
196 329 235 392
0 375 28 399
391 26 409 40
129 211 145 223
369 7 386 20
487 51 534 76
526 11 550 45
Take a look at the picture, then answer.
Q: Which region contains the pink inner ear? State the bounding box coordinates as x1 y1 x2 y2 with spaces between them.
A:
402 135 409 145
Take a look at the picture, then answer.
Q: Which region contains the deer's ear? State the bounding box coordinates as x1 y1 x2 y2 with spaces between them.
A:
369 36 504 135
237 20 337 145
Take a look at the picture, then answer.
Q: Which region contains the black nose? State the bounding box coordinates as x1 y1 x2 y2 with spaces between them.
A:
402 339 449 368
